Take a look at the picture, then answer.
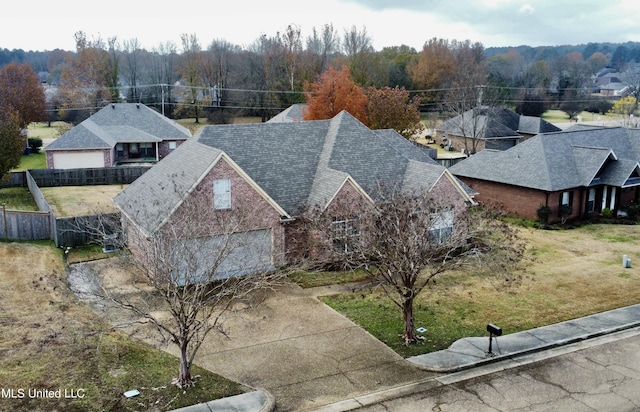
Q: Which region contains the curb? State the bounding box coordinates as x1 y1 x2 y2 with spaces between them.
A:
168 389 275 412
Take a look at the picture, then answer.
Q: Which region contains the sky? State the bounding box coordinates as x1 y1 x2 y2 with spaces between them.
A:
3 0 640 52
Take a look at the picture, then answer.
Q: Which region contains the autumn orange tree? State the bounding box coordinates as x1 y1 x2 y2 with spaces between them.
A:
366 86 424 139
0 62 46 128
0 62 46 179
303 66 368 124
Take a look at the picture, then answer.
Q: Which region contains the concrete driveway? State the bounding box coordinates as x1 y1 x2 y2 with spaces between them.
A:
185 283 435 411
69 260 435 411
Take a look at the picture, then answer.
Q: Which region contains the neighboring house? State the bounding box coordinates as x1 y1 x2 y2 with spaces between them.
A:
449 125 640 223
437 107 561 153
114 111 475 279
593 70 621 88
44 103 191 169
597 82 630 97
267 103 307 123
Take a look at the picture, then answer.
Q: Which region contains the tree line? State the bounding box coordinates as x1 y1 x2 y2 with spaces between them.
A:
2 27 640 124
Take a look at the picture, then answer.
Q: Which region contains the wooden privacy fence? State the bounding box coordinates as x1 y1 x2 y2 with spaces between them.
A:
29 166 149 187
54 213 121 248
1 169 127 246
0 206 51 241
0 171 26 188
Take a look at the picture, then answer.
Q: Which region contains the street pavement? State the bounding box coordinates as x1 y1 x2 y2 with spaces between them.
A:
349 327 640 411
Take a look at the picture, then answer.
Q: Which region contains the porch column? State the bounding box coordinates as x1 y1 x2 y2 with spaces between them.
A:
155 142 159 162
609 187 616 210
602 186 608 211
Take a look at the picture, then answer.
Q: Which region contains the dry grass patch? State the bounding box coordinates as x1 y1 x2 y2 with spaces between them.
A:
0 242 243 411
39 185 126 217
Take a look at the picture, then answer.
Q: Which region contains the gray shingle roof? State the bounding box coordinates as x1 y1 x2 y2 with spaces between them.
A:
45 103 191 151
440 107 560 140
450 126 640 192
117 111 462 231
114 138 222 236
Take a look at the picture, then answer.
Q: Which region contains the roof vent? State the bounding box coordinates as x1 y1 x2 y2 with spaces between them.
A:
136 103 140 109
111 104 115 109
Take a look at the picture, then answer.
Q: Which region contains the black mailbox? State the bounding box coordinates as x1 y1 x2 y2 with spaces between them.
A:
487 323 502 336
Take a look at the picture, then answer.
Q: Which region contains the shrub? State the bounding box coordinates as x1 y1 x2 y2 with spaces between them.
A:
559 204 572 224
27 137 43 154
537 205 551 224
602 208 612 218
626 204 639 220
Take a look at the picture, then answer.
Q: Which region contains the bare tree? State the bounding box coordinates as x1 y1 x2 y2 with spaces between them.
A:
121 38 143 102
73 193 284 388
177 33 203 122
305 23 340 77
294 186 523 345
441 41 499 155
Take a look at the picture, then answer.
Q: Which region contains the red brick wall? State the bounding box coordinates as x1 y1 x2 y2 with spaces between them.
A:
125 155 286 268
456 177 588 223
458 177 548 220
158 140 186 159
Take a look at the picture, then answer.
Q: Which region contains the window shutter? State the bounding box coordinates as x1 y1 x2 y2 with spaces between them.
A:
213 179 231 209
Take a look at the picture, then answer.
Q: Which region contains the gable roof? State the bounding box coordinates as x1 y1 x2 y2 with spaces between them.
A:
450 126 640 192
116 111 472 232
197 110 467 214
45 103 191 151
439 107 561 140
114 137 288 237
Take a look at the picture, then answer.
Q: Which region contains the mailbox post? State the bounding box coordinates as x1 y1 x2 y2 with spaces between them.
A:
486 323 502 356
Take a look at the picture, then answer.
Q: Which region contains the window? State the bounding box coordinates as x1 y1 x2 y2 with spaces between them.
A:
587 188 596 213
332 217 359 253
115 143 124 159
559 191 574 218
429 210 454 244
213 179 231 209
140 142 154 157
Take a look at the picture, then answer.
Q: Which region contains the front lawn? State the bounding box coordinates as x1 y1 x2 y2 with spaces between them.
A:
321 223 640 358
0 241 244 412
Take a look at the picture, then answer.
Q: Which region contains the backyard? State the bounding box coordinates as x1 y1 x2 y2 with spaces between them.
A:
39 185 126 217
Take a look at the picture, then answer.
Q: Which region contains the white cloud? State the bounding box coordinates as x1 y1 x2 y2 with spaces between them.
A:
1 0 640 51
519 4 534 14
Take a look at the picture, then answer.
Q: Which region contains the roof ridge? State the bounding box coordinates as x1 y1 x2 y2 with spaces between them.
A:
306 112 350 208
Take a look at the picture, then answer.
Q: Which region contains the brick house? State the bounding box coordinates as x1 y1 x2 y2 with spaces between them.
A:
449 125 640 223
114 111 475 279
45 103 191 169
436 107 561 154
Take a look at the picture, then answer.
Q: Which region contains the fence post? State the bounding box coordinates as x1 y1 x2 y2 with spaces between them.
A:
2 204 7 239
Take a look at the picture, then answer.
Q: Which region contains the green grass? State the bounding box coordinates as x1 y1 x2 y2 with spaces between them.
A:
288 268 372 288
67 244 120 264
0 187 39 210
13 151 46 171
27 121 71 139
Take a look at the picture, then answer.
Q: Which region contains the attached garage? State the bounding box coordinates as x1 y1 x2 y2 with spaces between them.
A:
51 151 106 169
178 229 274 284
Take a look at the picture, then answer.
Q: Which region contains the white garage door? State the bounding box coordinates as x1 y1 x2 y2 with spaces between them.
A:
53 151 105 169
177 229 273 284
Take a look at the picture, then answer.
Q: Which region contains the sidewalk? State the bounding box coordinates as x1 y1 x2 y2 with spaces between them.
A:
407 303 640 372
